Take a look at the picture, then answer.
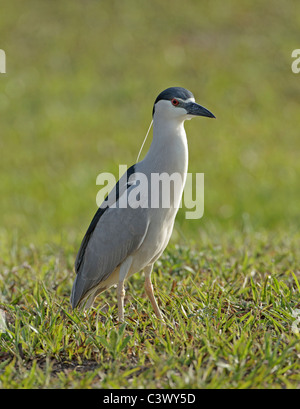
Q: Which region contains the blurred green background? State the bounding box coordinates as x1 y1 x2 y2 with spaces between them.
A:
1 0 299 245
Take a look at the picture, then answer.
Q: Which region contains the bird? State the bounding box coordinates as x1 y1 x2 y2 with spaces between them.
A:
70 86 215 322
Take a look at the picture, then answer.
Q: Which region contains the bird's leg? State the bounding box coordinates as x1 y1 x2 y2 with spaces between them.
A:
144 264 164 321
117 284 126 322
118 256 133 322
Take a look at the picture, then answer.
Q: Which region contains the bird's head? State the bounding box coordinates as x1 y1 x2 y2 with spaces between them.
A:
152 86 215 121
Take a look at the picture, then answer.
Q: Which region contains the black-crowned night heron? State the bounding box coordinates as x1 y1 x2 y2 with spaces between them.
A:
71 87 215 322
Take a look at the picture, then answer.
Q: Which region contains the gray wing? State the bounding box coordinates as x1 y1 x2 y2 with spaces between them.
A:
74 164 136 274
71 205 149 308
71 165 149 308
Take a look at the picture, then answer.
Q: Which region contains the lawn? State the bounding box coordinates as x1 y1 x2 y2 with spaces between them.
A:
0 231 300 388
0 0 300 389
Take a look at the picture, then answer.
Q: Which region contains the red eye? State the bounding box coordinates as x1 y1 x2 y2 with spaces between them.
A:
171 98 179 106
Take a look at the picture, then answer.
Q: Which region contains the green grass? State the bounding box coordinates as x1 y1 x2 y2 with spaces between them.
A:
1 0 300 389
1 0 300 241
0 230 300 388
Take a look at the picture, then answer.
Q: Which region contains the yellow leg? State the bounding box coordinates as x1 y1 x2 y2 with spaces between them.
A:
144 264 164 321
117 256 133 322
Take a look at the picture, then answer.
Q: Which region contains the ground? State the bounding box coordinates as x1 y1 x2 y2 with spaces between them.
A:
0 230 299 388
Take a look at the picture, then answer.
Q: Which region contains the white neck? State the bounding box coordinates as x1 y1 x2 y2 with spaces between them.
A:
142 114 189 177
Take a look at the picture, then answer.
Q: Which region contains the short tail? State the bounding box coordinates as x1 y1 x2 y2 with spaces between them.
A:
70 275 104 310
70 275 82 309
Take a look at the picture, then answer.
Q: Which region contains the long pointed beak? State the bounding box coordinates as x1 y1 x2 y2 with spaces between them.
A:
186 102 216 118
